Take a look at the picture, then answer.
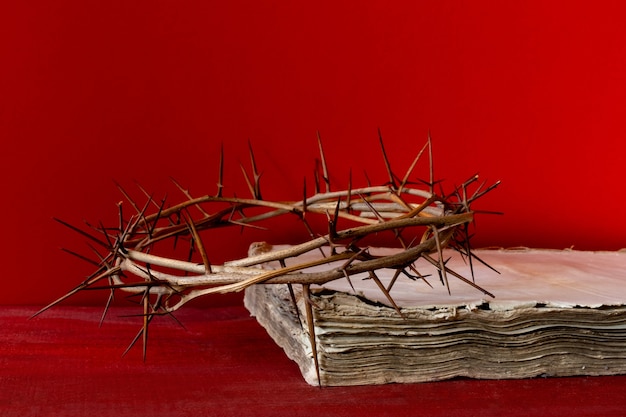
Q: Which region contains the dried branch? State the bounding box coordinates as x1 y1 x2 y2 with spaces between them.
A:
38 133 500 384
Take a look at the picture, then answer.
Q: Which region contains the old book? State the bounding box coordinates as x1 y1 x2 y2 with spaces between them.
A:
244 247 626 386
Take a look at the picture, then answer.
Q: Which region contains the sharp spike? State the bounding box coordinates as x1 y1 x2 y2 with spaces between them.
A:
468 180 501 203
302 177 308 213
216 143 225 198
30 266 121 319
146 196 168 238
117 201 124 235
316 131 331 193
346 169 352 209
122 325 145 358
240 163 256 199
386 268 403 292
183 211 212 274
133 181 162 211
248 139 263 200
399 140 429 193
60 247 102 267
422 254 495 298
302 284 322 387
99 291 114 327
428 132 434 194
171 177 210 218
378 128 396 188
465 247 501 275
432 226 450 295
462 223 476 282
97 220 115 249
114 181 141 214
339 247 369 293
406 265 433 288
357 193 385 223
363 170 372 188
53 217 109 249
313 163 321 194
368 270 405 319
286 284 303 329
142 288 149 361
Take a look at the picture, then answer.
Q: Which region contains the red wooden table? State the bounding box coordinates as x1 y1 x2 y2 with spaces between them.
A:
3 302 625 417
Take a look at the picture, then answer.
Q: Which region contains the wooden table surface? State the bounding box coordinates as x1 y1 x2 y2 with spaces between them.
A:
2 303 626 417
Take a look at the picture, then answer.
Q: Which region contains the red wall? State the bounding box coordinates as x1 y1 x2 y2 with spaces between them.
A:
3 1 626 306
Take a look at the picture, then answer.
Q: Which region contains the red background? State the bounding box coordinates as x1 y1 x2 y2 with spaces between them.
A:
2 1 626 306
3 3 626 416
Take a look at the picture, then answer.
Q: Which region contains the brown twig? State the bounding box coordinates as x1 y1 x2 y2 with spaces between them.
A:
40 133 500 385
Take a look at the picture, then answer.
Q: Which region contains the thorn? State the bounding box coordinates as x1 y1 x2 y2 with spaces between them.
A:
378 128 397 188
134 181 164 212
171 177 209 218
339 247 369 293
357 193 385 223
216 143 224 198
113 201 150 254
422 254 495 298
462 223 476 282
386 268 402 292
324 209 338 256
99 291 114 327
95 220 114 249
469 180 501 203
248 139 263 200
399 140 429 193
117 201 124 235
240 163 256 199
428 132 434 194
387 192 413 213
313 163 321 194
183 210 212 274
397 194 439 219
114 181 141 215
317 131 331 193
146 196 167 238
297 214 325 258
302 177 308 213
60 247 102 267
132 190 156 235
368 270 405 319
142 288 149 361
30 266 122 319
432 226 450 295
186 234 196 266
302 284 322 387
286 283 303 329
53 217 109 250
346 169 352 209
465 247 501 275
363 170 372 188
160 297 187 330
406 265 433 288
122 321 150 359
332 198 341 236
280 257 303 328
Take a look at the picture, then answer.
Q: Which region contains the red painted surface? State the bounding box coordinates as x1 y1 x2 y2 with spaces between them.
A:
4 306 625 417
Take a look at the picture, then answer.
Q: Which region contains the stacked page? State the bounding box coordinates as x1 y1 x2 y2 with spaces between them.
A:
244 248 626 386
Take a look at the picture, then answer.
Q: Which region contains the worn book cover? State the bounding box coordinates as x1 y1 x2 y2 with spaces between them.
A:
245 248 626 386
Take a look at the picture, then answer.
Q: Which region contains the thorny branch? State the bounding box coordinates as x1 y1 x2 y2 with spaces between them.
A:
34 134 500 385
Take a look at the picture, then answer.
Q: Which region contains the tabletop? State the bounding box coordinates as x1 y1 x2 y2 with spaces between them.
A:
3 301 626 417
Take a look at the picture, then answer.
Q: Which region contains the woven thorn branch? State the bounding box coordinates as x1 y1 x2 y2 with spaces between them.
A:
34 132 500 385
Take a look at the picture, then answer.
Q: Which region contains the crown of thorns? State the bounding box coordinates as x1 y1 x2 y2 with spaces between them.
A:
35 131 500 383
